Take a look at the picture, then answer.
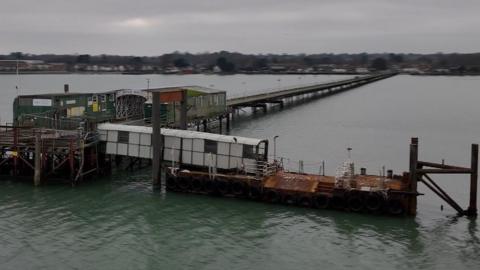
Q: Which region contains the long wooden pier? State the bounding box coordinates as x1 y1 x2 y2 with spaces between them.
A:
226 73 396 110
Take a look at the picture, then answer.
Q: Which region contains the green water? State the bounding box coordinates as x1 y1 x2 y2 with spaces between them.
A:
1 171 478 270
1 74 480 269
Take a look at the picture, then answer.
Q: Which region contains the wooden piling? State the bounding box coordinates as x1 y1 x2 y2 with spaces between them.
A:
408 137 418 215
202 119 207 132
218 115 223 134
468 144 478 216
226 113 230 132
179 89 187 130
34 133 41 186
152 92 163 188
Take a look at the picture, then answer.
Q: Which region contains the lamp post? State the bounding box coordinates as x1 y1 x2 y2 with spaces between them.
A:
273 135 279 161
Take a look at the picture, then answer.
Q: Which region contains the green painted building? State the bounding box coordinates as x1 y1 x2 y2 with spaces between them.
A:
144 86 227 124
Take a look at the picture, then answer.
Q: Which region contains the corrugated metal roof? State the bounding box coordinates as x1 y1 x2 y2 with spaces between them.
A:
97 123 264 145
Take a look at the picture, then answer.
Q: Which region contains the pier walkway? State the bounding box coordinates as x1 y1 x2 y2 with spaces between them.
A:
226 73 396 110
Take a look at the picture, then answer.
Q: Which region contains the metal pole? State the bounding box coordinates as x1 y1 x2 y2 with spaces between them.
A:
468 144 478 216
34 133 41 186
273 135 279 161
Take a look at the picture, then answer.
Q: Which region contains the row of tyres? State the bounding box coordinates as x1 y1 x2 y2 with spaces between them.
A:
166 172 406 215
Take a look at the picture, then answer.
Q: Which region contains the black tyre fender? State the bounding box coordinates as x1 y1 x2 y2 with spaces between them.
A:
347 194 364 212
191 176 204 192
203 179 216 194
177 176 191 191
365 192 385 212
249 186 263 200
283 193 297 205
298 196 312 207
313 194 330 209
166 175 177 191
330 195 346 209
387 199 405 215
231 181 247 196
216 180 230 195
264 189 280 203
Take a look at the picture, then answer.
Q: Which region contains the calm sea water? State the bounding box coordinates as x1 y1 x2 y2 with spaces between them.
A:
0 74 479 270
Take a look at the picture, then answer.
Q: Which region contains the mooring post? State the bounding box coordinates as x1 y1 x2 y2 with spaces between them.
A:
34 133 41 186
152 92 163 188
467 144 478 216
179 89 187 130
409 137 419 215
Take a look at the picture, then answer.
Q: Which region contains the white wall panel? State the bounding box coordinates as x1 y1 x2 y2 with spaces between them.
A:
164 148 180 162
229 156 242 169
193 139 204 152
106 142 117 154
117 143 128 156
218 142 230 155
165 136 181 149
140 133 151 145
182 138 193 151
182 150 192 164
192 152 204 166
129 132 140 144
139 146 151 158
107 130 118 142
204 153 217 167
230 143 243 157
128 144 139 157
217 155 229 169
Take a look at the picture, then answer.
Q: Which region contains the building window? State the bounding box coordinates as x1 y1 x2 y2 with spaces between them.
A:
118 131 129 143
204 139 217 154
100 95 106 102
109 94 114 101
92 95 98 102
243 145 256 159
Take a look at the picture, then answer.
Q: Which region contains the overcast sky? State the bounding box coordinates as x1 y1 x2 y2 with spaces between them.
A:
1 0 479 55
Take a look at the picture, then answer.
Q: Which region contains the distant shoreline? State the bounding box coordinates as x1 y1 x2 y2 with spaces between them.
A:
0 71 479 76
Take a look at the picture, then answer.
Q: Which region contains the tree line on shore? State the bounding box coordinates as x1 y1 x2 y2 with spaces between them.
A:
1 51 480 73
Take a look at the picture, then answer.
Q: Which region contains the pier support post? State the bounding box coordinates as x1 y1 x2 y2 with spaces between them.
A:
226 113 230 132
179 89 187 130
34 133 41 186
408 137 419 215
467 144 478 216
218 115 223 134
152 92 163 189
203 119 207 132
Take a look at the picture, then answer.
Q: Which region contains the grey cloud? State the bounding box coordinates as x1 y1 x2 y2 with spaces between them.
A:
1 0 479 54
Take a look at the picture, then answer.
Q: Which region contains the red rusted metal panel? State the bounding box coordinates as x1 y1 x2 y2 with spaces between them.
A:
159 90 184 102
